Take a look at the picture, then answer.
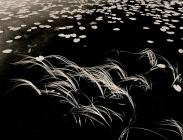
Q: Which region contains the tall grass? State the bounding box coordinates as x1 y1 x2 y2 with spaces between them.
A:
13 54 150 129
118 48 183 92
12 52 183 140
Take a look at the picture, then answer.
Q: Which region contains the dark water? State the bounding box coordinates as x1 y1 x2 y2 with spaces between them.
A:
0 0 183 139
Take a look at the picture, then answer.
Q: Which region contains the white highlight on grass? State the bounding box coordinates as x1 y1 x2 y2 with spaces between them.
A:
157 64 166 69
35 56 45 61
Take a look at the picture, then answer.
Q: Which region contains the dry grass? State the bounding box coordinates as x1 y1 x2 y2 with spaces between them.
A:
12 52 183 140
13 54 150 128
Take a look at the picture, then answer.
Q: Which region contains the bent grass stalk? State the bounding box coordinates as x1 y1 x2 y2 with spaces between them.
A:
159 118 183 140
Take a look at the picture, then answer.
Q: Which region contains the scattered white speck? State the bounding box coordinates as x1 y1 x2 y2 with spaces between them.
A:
178 48 183 54
62 15 68 18
14 35 22 40
39 25 45 28
73 38 80 43
57 27 67 30
0 30 4 34
27 29 32 32
79 35 87 38
169 25 176 29
77 22 81 25
160 26 169 32
143 26 150 30
167 39 174 42
112 17 117 20
180 26 183 30
91 25 98 29
45 25 51 28
96 16 103 21
65 34 71 39
79 26 86 30
34 22 41 25
48 19 54 22
173 84 182 92
1 17 11 21
6 40 13 43
147 40 154 44
21 24 27 27
129 17 137 21
166 31 175 35
117 18 122 21
107 21 113 24
66 25 74 29
31 26 37 30
171 19 179 23
71 33 77 38
2 49 13 54
154 21 161 25
8 27 21 31
113 28 120 31
58 33 65 37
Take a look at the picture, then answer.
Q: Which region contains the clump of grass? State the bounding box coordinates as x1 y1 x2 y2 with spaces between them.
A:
159 118 183 140
13 55 150 129
118 48 183 93
118 118 183 140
